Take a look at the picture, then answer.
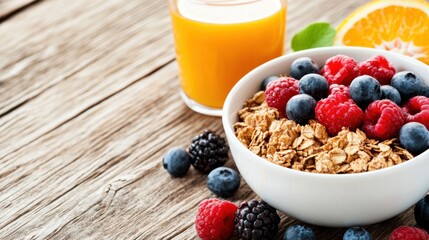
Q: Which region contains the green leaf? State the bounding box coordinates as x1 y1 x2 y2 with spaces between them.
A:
291 22 336 52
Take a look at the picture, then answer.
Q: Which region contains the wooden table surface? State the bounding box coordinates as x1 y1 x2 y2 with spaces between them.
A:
0 0 421 239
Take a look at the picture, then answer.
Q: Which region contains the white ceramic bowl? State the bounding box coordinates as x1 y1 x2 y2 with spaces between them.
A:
222 46 429 227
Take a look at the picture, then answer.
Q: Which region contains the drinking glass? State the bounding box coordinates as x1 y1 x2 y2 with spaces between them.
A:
169 0 287 116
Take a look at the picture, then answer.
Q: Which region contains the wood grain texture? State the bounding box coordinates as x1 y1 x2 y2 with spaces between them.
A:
0 0 420 239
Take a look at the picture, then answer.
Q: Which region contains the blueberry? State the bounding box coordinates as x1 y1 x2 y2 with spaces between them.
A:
422 86 429 98
284 225 315 240
163 147 191 177
299 74 329 100
261 76 279 91
349 75 382 109
207 167 240 198
399 122 429 155
286 94 317 125
343 227 372 240
380 85 401 105
391 71 425 102
415 195 429 231
290 57 319 80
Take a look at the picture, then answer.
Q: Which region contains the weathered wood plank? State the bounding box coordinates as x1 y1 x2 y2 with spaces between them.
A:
0 0 174 159
1 0 419 239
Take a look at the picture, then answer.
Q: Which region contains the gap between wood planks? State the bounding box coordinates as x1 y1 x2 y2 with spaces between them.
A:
0 0 44 23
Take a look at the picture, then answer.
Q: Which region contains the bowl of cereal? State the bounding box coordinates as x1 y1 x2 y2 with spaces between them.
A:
222 46 429 227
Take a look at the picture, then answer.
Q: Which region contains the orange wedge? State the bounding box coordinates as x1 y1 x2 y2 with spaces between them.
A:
335 0 429 64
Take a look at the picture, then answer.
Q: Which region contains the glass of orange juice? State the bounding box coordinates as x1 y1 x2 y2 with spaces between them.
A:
169 0 287 116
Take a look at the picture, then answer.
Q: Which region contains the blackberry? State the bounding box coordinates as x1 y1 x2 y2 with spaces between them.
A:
188 130 228 173
235 199 280 240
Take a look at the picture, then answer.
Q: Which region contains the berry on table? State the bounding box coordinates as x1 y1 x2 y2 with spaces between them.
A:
349 75 382 109
323 54 360 86
162 147 191 177
389 226 429 240
261 75 279 91
381 85 401 106
329 84 350 98
403 96 429 130
415 195 429 231
265 77 300 117
343 227 372 240
315 94 364 136
359 55 396 85
207 167 240 198
363 100 405 140
286 94 317 125
188 130 229 173
299 73 329 100
235 199 280 240
284 225 315 240
195 199 238 240
421 86 429 98
391 71 425 102
290 57 319 80
399 122 429 155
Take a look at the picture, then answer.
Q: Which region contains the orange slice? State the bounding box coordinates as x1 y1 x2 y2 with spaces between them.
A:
335 0 429 64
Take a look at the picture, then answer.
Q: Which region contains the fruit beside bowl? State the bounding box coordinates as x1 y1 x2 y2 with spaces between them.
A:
222 46 429 227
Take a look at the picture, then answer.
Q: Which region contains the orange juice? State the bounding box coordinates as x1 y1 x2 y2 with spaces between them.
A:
170 0 286 111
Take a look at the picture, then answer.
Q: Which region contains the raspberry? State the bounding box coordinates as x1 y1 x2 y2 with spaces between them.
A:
323 55 360 86
329 84 350 98
363 100 406 140
403 96 429 130
195 199 238 240
315 94 364 136
265 77 299 117
359 55 396 85
389 226 429 240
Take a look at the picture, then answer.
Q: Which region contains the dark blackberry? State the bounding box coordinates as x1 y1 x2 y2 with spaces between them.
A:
188 130 228 173
235 199 280 240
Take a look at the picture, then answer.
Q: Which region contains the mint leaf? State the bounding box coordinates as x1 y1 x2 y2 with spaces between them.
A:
291 22 336 52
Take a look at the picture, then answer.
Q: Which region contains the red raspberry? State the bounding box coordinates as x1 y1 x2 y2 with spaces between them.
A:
389 226 429 240
329 84 350 98
403 96 429 129
359 55 396 85
315 94 364 135
265 77 299 117
195 199 238 240
363 100 405 140
323 55 360 86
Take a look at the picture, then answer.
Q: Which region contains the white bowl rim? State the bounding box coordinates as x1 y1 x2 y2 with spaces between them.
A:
222 46 429 180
